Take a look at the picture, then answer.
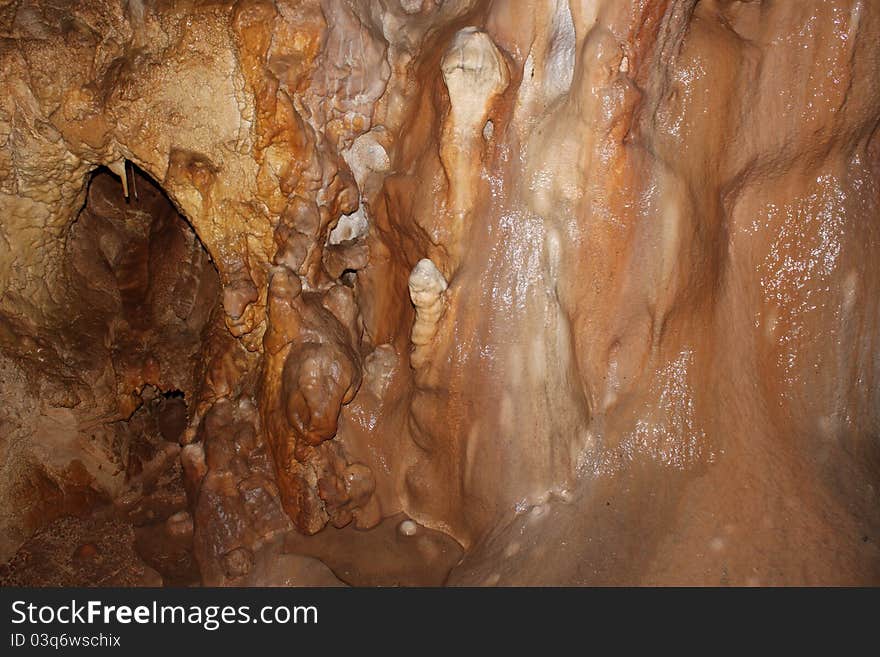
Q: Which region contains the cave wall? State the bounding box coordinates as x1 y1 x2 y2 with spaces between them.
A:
1 0 879 584
0 161 219 560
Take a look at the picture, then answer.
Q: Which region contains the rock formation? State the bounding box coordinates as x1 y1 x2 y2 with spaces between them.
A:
1 0 879 585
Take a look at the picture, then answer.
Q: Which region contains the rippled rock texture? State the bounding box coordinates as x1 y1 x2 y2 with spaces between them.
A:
1 0 879 585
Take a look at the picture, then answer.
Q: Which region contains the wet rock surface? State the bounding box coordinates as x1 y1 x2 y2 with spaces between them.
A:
1 0 879 586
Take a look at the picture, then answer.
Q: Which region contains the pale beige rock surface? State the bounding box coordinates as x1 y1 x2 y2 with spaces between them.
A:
1 0 879 585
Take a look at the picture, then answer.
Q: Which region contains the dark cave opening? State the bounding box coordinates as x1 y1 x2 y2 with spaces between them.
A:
0 163 220 586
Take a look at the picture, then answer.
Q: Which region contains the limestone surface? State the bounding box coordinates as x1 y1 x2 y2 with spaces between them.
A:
1 0 879 586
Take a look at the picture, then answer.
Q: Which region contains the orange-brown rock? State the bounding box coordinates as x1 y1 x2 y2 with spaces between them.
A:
1 0 879 586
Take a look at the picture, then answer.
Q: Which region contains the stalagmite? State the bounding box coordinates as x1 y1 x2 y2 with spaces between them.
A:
1 0 879 588
408 259 449 370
